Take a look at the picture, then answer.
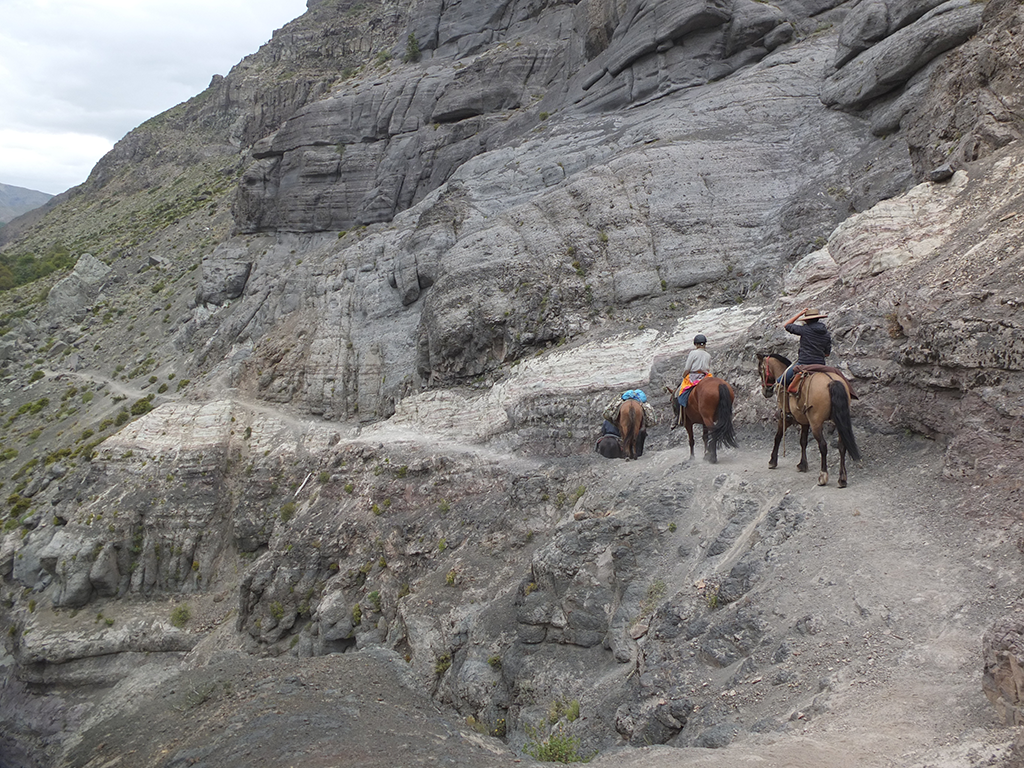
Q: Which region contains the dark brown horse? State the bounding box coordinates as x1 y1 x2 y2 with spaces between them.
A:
617 398 645 461
756 352 860 487
669 377 737 463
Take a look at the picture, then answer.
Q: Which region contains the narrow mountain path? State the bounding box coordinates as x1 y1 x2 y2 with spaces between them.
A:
587 428 1015 767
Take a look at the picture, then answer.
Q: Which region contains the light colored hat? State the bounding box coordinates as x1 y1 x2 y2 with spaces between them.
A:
803 309 828 320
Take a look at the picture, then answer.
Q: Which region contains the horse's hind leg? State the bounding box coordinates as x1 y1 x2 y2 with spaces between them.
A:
769 414 783 469
685 418 696 459
812 424 828 485
797 424 810 473
703 424 717 464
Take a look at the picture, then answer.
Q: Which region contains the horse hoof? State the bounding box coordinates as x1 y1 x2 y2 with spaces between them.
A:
797 465 808 473
818 472 828 486
768 461 777 470
838 479 847 488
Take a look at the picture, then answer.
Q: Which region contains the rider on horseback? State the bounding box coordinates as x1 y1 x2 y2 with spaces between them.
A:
677 334 711 408
781 308 831 389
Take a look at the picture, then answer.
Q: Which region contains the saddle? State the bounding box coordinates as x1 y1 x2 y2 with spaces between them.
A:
786 365 858 399
676 371 708 398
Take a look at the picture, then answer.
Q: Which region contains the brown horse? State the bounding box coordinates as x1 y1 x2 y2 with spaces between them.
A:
669 377 738 463
617 398 645 461
756 352 860 487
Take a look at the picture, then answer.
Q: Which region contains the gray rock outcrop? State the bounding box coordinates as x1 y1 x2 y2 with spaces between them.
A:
820 0 984 110
196 242 254 305
983 606 1024 727
3 0 1024 765
45 253 110 322
905 0 1024 176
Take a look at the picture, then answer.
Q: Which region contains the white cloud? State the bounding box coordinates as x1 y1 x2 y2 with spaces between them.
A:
0 129 113 197
0 0 308 195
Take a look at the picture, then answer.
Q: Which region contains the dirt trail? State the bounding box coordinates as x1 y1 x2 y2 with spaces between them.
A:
43 366 1018 766
587 425 1016 767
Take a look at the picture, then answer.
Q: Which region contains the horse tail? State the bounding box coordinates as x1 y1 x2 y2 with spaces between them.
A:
829 380 860 461
620 399 644 459
711 383 738 449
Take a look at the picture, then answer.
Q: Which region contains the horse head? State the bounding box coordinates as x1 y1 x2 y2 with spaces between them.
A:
756 352 789 399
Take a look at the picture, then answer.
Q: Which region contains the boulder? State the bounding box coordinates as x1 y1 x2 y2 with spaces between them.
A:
725 0 787 57
46 253 110 323
197 242 253 305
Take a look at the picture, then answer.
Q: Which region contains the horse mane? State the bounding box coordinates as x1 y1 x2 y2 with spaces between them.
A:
765 352 791 366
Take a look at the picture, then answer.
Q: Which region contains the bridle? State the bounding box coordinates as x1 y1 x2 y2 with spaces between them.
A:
759 356 778 397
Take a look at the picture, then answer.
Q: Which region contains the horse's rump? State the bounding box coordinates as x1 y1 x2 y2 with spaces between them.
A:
618 398 645 460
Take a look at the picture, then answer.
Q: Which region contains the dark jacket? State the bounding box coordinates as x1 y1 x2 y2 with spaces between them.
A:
785 320 831 366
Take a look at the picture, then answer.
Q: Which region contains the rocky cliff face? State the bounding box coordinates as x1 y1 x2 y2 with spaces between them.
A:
2 0 1024 766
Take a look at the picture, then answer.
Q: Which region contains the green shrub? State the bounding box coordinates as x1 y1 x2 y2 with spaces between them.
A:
169 603 191 628
129 397 153 416
280 501 296 522
404 32 421 63
435 653 451 676
7 493 30 517
524 722 593 763
0 244 75 291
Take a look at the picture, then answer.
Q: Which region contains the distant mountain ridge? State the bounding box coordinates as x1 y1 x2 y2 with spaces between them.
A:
0 182 52 225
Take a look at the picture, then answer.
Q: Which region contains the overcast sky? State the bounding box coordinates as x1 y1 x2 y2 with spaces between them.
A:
0 0 309 196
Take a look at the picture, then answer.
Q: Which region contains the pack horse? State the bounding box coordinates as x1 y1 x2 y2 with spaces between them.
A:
617 398 646 461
